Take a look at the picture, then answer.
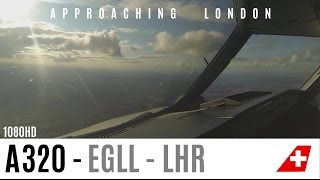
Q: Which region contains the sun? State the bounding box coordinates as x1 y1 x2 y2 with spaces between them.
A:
0 0 36 22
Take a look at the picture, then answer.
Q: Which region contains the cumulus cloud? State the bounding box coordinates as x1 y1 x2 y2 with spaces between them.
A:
152 29 225 56
0 22 123 59
63 30 121 56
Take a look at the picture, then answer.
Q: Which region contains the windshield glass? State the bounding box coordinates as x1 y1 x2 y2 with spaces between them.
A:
204 35 320 100
0 0 236 137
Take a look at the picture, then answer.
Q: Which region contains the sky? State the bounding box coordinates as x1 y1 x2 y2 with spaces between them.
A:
0 0 319 76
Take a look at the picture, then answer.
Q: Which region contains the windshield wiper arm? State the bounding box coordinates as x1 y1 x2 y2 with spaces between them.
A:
167 24 252 112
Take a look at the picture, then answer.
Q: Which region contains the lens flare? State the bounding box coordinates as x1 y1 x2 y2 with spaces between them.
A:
0 0 36 23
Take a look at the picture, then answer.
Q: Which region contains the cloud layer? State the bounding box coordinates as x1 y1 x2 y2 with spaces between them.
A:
0 21 227 61
0 21 122 60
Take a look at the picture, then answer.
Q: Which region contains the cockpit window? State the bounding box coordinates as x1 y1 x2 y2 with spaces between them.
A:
204 35 320 100
0 0 237 137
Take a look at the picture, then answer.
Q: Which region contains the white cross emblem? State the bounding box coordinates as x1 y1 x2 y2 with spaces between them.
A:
290 150 307 167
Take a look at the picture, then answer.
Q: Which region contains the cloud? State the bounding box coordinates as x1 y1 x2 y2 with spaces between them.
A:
233 47 320 70
0 27 34 57
288 48 320 63
116 27 138 34
137 55 168 59
238 48 320 63
152 29 225 56
63 30 122 56
120 40 142 52
121 44 139 51
0 22 122 58
94 4 117 19
53 53 77 62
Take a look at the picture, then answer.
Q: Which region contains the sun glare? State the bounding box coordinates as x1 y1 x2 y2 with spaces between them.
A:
0 0 36 22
